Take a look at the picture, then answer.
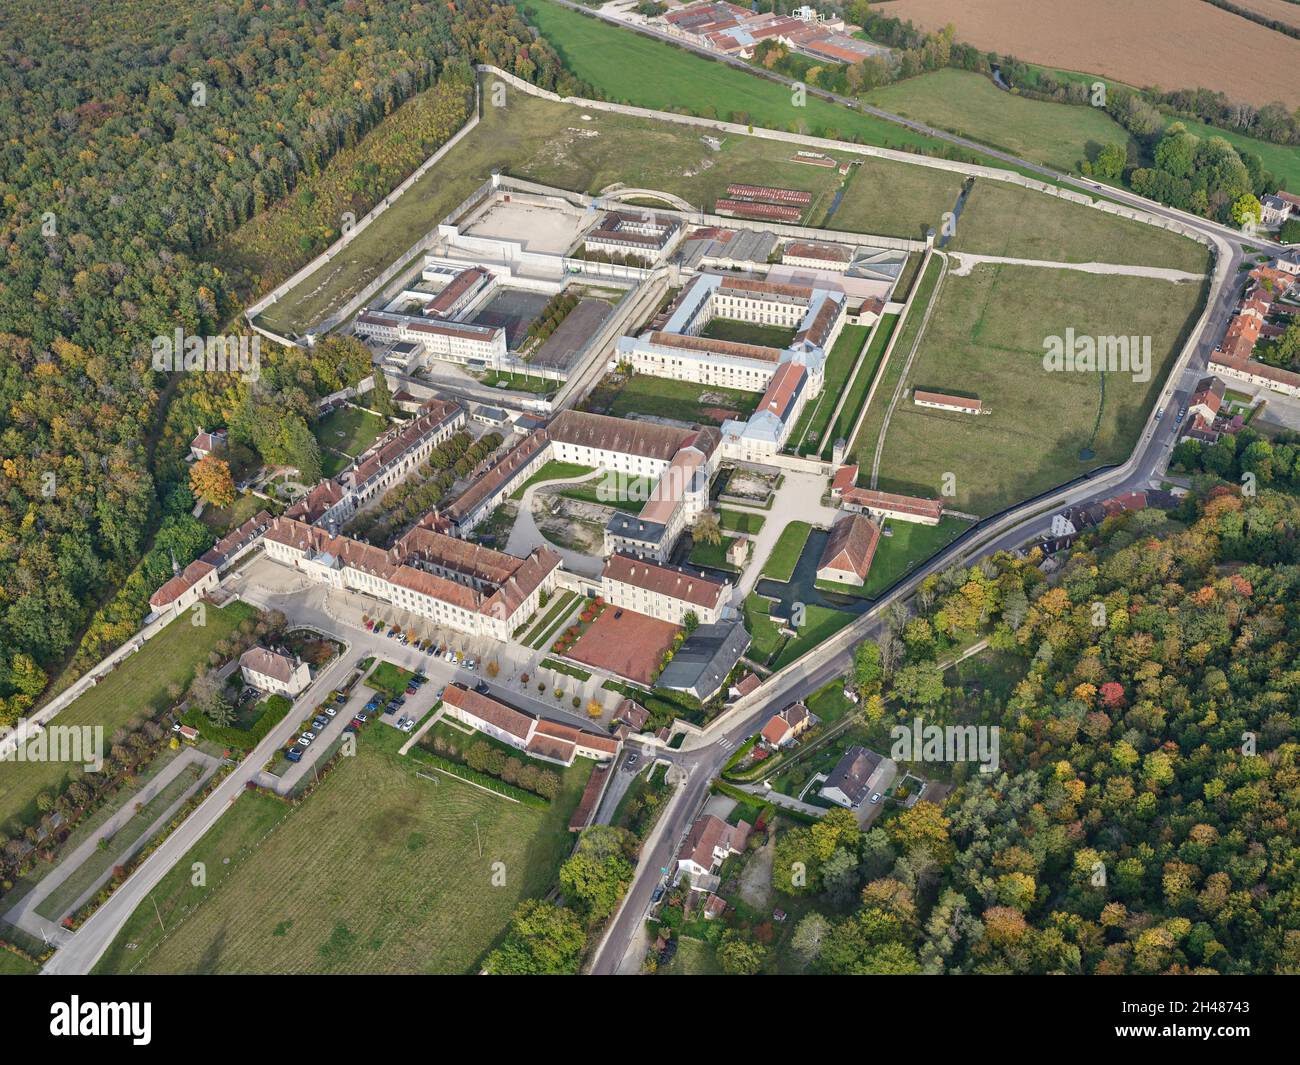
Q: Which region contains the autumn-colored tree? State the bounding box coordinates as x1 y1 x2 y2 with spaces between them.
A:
190 455 236 509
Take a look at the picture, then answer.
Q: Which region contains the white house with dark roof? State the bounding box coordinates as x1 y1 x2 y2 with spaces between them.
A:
240 646 311 697
675 813 751 885
821 745 893 808
600 553 730 625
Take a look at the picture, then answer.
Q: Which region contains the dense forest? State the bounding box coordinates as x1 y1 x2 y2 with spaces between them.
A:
0 0 572 722
774 488 1300 974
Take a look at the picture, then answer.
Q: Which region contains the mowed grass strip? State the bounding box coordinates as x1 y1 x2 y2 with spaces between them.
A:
951 180 1210 272
772 605 856 671
850 257 944 465
720 509 766 535
524 590 580 648
99 736 587 974
788 323 868 454
821 316 897 459
874 262 1207 514
761 521 813 582
0 602 258 831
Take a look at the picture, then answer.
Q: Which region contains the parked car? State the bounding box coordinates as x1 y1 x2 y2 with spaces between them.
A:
286 747 303 762
297 734 313 746
625 752 639 769
474 681 489 694
311 718 328 731
870 793 882 805
424 644 435 656
400 718 415 733
651 885 665 903
614 610 623 619
351 716 368 728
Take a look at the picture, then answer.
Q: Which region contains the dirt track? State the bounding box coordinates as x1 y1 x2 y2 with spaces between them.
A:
885 0 1300 107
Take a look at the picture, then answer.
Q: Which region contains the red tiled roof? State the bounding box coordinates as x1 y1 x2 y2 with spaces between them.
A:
149 559 216 608
914 389 982 412
603 553 728 611
841 487 944 522
441 683 534 741
818 512 880 581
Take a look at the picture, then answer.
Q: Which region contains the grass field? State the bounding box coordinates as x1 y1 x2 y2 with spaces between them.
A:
788 323 869 454
688 535 741 571
719 509 766 535
595 374 760 426
0 602 258 832
829 156 966 240
314 405 388 479
820 317 896 459
950 180 1211 272
773 605 856 671
364 661 414 697
96 734 587 974
510 460 596 500
561 470 654 512
818 515 972 599
522 1 962 153
851 260 943 464
743 594 785 665
760 521 813 582
700 318 796 347
35 761 208 922
871 263 1207 514
865 69 1135 175
0 950 40 976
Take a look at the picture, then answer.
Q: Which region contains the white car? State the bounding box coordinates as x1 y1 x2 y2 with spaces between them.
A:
400 718 415 733
870 793 882 805
297 734 313 746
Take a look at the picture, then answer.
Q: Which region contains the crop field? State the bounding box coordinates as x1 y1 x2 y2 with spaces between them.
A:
871 263 1206 514
883 0 1300 108
97 735 587 974
521 0 955 152
950 181 1211 273
864 69 1136 175
0 602 258 831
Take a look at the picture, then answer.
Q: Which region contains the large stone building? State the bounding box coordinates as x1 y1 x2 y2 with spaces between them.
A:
600 552 731 626
262 516 560 641
440 683 620 766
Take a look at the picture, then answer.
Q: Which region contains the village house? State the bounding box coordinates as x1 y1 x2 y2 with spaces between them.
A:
240 646 312 697
674 813 751 886
760 702 812 748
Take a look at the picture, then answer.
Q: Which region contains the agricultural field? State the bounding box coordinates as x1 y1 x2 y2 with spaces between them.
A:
883 0 1300 108
829 155 966 240
864 69 1136 174
521 0 960 152
95 735 587 974
950 180 1212 272
0 602 258 831
871 263 1206 514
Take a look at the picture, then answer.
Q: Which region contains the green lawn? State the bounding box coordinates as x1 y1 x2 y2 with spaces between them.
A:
850 259 943 465
95 733 588 974
314 405 387 462
772 605 856 671
0 601 258 832
510 460 597 500
524 590 581 649
719 509 766 535
688 536 740 572
35 761 209 922
865 69 1136 175
699 318 796 347
951 180 1211 273
820 317 896 459
817 515 971 599
761 521 813 582
788 323 869 455
871 263 1207 515
522 0 970 155
364 661 414 697
830 155 967 240
743 594 785 666
561 470 654 512
199 492 278 536
595 374 760 427
805 680 857 725
0 950 40 976
480 371 556 395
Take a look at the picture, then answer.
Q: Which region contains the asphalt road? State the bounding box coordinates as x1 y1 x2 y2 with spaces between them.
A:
43 15 1282 974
